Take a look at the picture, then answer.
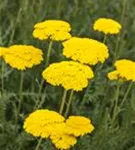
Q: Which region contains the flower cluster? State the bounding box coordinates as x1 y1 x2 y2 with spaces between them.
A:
33 20 71 41
65 116 94 137
0 45 43 70
42 61 94 91
108 59 135 81
23 109 65 138
0 47 7 57
23 109 94 149
93 18 122 34
62 37 109 65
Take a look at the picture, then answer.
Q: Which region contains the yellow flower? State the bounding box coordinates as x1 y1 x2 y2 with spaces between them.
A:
108 70 119 80
42 61 94 91
33 20 71 41
1 45 43 70
108 59 135 81
93 18 122 34
23 109 65 138
62 37 109 65
0 47 7 57
50 123 77 149
65 116 94 137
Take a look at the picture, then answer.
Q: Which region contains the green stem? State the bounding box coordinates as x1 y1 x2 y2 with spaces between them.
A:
113 0 127 62
81 82 91 105
120 0 127 25
111 82 121 123
1 60 5 93
59 89 67 114
18 71 24 114
45 40 53 67
38 40 53 100
120 82 133 107
103 34 107 44
64 90 74 117
34 138 42 150
35 86 47 110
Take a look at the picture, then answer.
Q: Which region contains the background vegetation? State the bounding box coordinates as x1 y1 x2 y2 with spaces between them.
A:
0 0 135 150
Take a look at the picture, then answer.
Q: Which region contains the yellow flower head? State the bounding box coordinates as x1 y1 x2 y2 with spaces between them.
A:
108 59 135 81
62 37 109 65
33 20 71 41
93 18 122 34
1 45 43 70
50 123 77 149
23 109 65 138
42 61 94 91
65 116 94 137
0 47 7 57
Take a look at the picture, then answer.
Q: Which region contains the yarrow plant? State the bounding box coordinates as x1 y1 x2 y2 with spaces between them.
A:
23 109 94 150
1 11 134 150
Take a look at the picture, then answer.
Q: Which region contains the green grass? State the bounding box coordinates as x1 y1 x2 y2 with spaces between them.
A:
0 0 135 150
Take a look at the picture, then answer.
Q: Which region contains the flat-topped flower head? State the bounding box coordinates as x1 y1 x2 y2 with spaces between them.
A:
108 59 135 81
50 123 77 149
42 61 94 91
0 47 7 57
93 18 122 34
33 20 71 41
1 45 43 70
23 109 65 138
62 37 109 65
65 116 94 137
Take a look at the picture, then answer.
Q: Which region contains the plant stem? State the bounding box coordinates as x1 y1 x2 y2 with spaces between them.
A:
1 60 5 93
120 82 133 107
81 81 91 105
18 71 24 114
111 82 121 123
38 40 53 100
113 0 127 62
103 34 107 44
34 138 42 150
35 86 47 110
59 89 67 114
45 40 53 68
120 0 127 25
64 90 74 117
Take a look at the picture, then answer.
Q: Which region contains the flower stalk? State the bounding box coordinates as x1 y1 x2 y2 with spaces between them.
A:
59 89 68 114
64 90 74 117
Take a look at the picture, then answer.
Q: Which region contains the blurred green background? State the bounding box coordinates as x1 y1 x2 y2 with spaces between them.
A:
0 0 135 150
